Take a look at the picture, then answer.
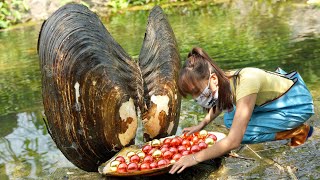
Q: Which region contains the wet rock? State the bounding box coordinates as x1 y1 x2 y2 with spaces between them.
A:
28 0 60 20
290 6 320 41
27 0 107 21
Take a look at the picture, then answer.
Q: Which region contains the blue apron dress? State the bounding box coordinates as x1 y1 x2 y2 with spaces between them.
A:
224 68 314 144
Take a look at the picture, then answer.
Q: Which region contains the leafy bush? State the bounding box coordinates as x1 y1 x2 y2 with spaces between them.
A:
107 0 194 11
0 0 29 29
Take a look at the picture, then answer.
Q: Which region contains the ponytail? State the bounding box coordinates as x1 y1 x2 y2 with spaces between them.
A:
178 47 233 112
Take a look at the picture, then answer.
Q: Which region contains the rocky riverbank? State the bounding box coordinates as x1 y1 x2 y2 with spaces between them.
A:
27 0 110 21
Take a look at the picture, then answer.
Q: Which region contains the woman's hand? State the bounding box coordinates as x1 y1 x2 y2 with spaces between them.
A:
183 108 222 136
170 94 257 174
182 123 204 136
169 154 198 174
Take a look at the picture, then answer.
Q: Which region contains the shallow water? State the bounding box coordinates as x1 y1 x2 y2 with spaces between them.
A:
0 1 320 179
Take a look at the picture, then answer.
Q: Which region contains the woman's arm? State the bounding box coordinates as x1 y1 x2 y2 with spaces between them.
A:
170 93 257 174
201 107 222 127
183 107 222 135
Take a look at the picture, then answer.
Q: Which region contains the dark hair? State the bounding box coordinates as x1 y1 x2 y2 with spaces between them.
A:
178 47 233 111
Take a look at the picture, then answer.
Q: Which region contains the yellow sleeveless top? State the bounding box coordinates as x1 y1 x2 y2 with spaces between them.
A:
229 67 294 106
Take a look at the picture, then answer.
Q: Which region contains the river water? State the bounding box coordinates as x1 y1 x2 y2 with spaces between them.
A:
0 1 319 179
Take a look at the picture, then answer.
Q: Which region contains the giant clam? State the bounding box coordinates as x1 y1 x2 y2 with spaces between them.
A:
37 4 181 171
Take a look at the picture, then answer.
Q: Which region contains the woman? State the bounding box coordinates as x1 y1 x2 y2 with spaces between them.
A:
169 47 314 174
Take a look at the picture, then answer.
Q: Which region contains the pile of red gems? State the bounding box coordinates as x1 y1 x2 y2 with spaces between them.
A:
109 130 217 173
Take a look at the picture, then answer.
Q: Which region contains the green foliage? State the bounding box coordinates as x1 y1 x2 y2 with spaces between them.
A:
0 0 29 29
307 0 320 8
58 0 90 8
107 0 130 10
107 0 196 11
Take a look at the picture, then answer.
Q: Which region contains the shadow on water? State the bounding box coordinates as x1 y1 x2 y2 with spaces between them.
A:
0 0 320 179
0 114 17 138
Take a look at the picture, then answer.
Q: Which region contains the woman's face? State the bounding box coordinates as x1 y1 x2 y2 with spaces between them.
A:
191 73 219 99
191 73 219 108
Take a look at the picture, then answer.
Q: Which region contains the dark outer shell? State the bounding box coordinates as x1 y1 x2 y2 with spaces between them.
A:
139 6 181 141
38 4 143 171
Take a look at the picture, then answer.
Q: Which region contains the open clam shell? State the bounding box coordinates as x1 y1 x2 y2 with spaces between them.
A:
38 4 181 171
139 6 181 141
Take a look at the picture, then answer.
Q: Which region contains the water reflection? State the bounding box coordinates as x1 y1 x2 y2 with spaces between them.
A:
0 112 73 179
0 0 319 179
0 26 42 116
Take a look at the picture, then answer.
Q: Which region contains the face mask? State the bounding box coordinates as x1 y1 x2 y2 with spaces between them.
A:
195 79 218 109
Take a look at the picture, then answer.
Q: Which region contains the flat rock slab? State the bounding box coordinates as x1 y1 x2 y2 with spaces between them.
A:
49 100 320 179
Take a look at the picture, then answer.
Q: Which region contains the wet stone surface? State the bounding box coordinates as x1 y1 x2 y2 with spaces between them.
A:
49 101 320 179
1 1 320 179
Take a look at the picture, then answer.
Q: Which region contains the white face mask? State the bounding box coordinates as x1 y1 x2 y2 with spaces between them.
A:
194 78 218 109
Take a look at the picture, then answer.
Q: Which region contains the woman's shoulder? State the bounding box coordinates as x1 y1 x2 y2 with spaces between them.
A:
226 67 268 79
234 67 266 79
226 67 264 75
240 67 265 74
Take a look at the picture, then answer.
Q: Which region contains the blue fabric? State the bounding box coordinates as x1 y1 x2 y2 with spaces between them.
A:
224 68 314 144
